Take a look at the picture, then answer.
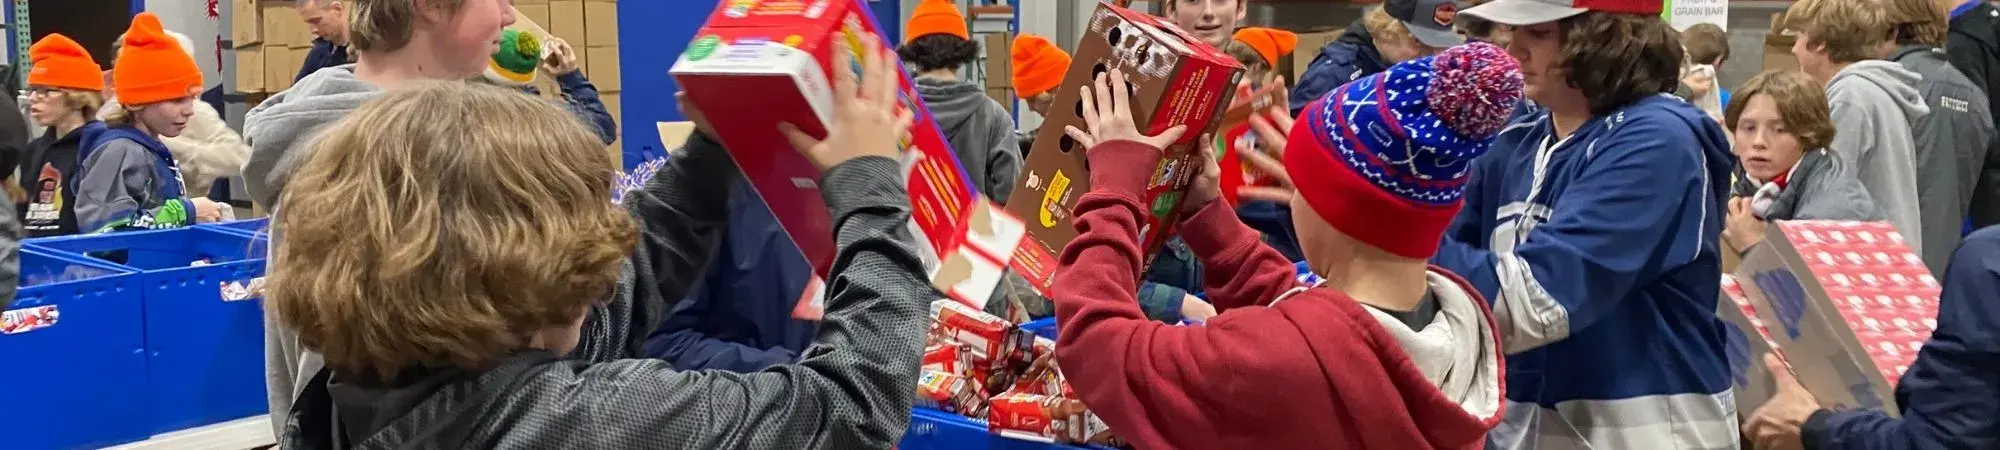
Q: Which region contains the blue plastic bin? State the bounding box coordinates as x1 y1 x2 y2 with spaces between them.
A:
201 217 271 240
4 248 152 450
27 227 272 433
902 407 1113 450
1020 318 1058 341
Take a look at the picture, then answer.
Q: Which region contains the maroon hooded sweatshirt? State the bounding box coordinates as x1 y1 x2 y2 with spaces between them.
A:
1049 141 1507 449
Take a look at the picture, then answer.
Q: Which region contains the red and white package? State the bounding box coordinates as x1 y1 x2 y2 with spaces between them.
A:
915 370 989 417
671 0 1025 316
1736 220 1941 415
930 299 1022 369
987 393 1119 445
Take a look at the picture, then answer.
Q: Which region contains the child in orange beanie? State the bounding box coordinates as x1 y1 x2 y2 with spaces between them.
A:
20 34 110 237
899 0 1021 203
75 12 222 233
1011 34 1070 121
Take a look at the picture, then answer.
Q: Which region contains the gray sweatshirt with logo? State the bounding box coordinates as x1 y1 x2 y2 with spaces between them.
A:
1827 61 1930 257
1890 46 1997 276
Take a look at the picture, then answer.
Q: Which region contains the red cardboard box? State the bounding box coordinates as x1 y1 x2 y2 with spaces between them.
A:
671 0 1025 314
1733 221 1940 416
1003 2 1244 293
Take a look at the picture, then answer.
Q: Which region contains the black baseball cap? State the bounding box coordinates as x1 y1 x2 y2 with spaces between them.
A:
1385 0 1468 48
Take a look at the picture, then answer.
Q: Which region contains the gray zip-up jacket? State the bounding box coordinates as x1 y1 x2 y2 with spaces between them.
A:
1890 45 1996 276
240 65 383 437
279 135 932 449
1731 149 1885 223
915 77 1021 204
1827 61 1930 256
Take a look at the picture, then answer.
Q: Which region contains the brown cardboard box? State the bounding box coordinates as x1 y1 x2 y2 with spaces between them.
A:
1734 221 1941 416
1764 13 1800 71
586 46 621 91
236 46 267 93
231 0 262 48
1292 29 1341 83
986 88 1015 114
983 33 1012 87
549 1 589 48
584 2 620 48
515 0 548 4
261 5 300 48
600 92 621 124
263 45 294 92
515 4 551 31
1001 2 1244 292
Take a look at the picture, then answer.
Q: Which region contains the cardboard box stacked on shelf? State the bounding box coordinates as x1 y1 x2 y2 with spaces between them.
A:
542 0 623 157
1732 220 1941 416
229 0 318 96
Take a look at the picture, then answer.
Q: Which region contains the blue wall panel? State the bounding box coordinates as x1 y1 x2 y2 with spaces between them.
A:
614 0 711 168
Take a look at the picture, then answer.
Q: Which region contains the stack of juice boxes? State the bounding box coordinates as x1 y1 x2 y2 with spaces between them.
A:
1732 220 1941 415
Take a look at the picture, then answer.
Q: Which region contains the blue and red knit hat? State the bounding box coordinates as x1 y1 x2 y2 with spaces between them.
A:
1283 42 1522 258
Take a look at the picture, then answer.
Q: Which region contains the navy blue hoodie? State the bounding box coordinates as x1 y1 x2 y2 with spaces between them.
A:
1434 94 1739 448
643 178 815 372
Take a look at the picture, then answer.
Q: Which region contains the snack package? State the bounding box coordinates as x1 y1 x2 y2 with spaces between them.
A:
671 0 1025 315
930 299 1024 370
915 370 989 417
922 343 969 376
1215 81 1285 205
988 393 1120 445
1734 221 1940 415
1003 1 1245 294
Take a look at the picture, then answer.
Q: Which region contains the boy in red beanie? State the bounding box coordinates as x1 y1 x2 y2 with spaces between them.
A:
76 12 223 233
1049 43 1521 449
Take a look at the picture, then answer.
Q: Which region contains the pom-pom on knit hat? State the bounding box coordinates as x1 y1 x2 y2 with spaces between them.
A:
27 34 105 92
1011 34 1070 99
114 12 204 105
1232 27 1299 67
486 28 543 86
1283 42 1522 258
905 0 970 43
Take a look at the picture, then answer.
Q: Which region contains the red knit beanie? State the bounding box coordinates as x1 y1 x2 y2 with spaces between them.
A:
1283 43 1522 258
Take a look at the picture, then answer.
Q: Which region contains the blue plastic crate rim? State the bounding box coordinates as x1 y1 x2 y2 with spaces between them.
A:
203 218 272 238
26 226 269 270
906 407 1112 450
17 247 136 289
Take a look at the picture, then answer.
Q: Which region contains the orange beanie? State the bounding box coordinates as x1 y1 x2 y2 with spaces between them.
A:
113 12 204 105
1011 35 1070 99
1233 27 1299 67
905 0 969 43
28 34 106 92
